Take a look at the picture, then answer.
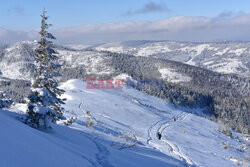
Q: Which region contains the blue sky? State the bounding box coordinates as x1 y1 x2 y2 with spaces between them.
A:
1 0 250 30
1 0 250 44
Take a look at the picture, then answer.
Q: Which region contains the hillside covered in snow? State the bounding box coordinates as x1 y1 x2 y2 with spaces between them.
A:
94 40 250 78
0 41 249 135
1 79 248 167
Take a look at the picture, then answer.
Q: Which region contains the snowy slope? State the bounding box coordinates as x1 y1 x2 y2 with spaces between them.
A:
0 41 114 80
94 41 250 77
0 41 36 80
58 79 247 167
159 68 192 83
0 81 247 166
1 106 183 167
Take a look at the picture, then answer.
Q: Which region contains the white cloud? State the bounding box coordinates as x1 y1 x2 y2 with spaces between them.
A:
0 28 38 44
216 10 246 19
1 14 250 44
122 1 170 16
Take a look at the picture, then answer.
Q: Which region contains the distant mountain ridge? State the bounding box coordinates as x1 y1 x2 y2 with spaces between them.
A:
93 40 250 78
0 41 249 97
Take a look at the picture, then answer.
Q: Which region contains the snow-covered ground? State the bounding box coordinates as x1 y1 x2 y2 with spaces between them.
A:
0 41 36 80
159 68 192 83
1 79 248 167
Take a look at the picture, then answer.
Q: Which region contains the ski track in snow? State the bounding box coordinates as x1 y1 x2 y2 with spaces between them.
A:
147 112 198 167
91 137 115 167
78 101 115 167
58 80 244 167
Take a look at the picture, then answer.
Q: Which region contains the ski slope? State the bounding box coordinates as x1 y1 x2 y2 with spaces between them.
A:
0 79 247 167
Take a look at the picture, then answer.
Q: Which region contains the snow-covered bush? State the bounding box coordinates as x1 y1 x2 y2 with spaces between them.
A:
64 116 76 126
0 91 14 109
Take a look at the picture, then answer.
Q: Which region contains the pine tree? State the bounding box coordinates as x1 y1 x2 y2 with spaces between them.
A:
0 91 14 109
26 9 65 128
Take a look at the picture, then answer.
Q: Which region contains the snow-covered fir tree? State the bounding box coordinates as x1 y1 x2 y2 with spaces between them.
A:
26 9 65 128
0 91 14 109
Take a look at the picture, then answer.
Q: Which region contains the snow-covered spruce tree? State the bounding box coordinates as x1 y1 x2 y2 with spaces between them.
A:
0 91 14 109
26 9 65 129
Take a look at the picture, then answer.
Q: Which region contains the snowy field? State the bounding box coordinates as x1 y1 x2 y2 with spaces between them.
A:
0 79 248 167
